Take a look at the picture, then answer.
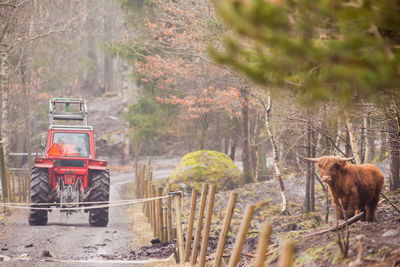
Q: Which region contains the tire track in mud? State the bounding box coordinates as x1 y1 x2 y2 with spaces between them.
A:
0 172 141 266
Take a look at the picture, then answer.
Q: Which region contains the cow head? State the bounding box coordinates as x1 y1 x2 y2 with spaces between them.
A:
299 155 355 185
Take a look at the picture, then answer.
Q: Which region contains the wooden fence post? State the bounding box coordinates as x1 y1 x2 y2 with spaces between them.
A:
11 172 16 203
175 192 184 263
141 164 146 198
26 175 29 202
152 184 157 236
6 169 11 203
163 195 168 242
213 191 238 267
146 171 153 219
254 223 272 267
278 240 295 267
143 180 148 215
23 176 27 202
18 176 22 202
199 184 216 267
184 188 198 262
149 184 154 234
147 183 152 221
191 183 208 265
167 189 173 241
27 172 31 202
135 164 140 198
157 186 163 240
228 205 256 267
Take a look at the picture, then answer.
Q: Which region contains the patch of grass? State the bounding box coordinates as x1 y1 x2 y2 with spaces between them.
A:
376 246 392 256
121 182 154 248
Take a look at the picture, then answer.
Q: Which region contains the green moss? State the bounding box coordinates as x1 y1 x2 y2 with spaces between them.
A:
168 150 240 191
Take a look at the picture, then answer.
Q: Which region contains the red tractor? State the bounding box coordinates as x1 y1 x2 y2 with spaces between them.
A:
29 98 109 226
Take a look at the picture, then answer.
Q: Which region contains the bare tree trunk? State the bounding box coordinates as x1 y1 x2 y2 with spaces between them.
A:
229 136 237 161
335 116 342 152
363 116 369 163
305 113 316 213
360 115 366 163
379 124 388 160
344 110 361 164
249 115 258 179
0 44 9 202
20 48 32 175
265 92 288 215
365 112 375 162
223 136 229 155
134 142 143 176
199 113 208 150
103 14 113 93
388 114 400 191
256 115 268 181
240 88 254 183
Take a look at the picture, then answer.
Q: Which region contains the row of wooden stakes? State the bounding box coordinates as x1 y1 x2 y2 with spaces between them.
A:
135 163 295 266
1 171 30 203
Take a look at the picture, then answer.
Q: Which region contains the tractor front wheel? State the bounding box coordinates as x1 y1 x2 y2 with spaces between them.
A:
89 170 110 227
29 167 49 226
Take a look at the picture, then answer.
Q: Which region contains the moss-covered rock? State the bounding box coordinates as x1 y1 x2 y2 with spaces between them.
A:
167 150 240 191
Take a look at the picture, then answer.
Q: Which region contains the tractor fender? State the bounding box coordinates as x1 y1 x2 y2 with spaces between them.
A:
88 159 107 170
34 158 54 168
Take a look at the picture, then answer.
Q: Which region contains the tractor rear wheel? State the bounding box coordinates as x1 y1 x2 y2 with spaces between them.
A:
29 167 49 226
89 170 110 227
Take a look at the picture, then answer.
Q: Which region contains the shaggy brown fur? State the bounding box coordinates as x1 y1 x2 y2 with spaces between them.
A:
316 156 384 222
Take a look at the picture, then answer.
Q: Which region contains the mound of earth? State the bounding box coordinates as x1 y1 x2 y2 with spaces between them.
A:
167 150 240 191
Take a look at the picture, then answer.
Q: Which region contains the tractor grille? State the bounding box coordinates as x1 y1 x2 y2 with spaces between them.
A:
55 159 86 167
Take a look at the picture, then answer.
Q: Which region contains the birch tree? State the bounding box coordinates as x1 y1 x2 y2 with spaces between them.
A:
265 92 288 215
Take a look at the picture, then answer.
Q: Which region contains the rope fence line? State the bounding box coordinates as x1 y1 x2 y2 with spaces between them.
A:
0 195 171 211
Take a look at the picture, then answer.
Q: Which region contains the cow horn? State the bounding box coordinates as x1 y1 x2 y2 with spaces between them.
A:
297 154 320 162
339 156 355 162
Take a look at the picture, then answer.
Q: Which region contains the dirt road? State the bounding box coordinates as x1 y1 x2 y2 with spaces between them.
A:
0 172 143 266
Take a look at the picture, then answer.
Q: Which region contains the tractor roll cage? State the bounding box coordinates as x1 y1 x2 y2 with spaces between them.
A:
49 98 88 126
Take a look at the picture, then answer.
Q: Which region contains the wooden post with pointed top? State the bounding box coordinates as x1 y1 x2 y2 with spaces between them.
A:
11 171 16 203
152 184 157 236
199 184 216 267
213 191 238 267
175 191 184 263
18 176 22 202
254 223 273 267
143 179 148 216
157 186 163 240
191 184 208 265
6 169 11 203
184 188 198 262
228 205 256 267
23 175 28 202
278 240 295 267
163 195 168 242
166 188 173 241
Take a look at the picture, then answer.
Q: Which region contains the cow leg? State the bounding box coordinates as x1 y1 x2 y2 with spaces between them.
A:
366 201 378 222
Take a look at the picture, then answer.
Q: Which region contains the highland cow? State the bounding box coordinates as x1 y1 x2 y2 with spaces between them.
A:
301 156 384 222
